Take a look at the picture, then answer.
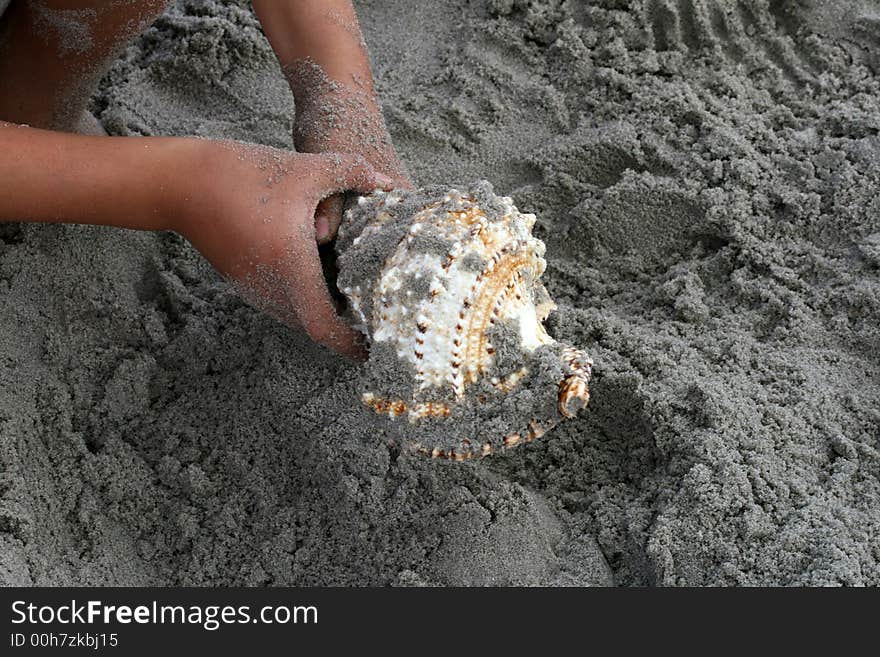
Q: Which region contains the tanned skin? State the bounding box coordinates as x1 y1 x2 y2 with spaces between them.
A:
0 0 412 358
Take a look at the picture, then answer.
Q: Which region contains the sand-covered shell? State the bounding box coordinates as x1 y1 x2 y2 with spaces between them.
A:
336 181 592 460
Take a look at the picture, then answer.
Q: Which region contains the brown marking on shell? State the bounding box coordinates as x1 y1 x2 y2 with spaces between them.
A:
449 205 486 227
362 393 451 419
411 420 554 460
559 376 590 418
526 421 546 442
492 367 529 394
557 346 593 419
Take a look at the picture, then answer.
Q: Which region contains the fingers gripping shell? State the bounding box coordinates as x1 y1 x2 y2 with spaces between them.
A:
336 181 592 459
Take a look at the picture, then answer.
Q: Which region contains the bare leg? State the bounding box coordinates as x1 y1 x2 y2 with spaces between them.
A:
0 0 168 134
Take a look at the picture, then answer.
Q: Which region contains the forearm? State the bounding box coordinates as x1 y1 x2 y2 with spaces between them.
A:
252 0 374 99
253 0 404 170
0 121 187 230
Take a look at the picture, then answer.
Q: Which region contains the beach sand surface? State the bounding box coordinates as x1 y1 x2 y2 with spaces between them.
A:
2 0 879 585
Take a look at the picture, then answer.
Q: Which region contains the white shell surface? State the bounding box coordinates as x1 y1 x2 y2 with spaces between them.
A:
362 190 550 395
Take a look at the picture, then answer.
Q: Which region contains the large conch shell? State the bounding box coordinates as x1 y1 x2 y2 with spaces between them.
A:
336 181 592 460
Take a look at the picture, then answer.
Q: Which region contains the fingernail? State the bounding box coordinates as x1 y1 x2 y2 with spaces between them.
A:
315 216 329 241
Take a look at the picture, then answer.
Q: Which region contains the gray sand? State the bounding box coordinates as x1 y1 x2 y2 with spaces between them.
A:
2 0 879 585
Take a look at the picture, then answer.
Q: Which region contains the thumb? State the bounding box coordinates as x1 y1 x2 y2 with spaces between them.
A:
317 153 395 197
314 194 344 244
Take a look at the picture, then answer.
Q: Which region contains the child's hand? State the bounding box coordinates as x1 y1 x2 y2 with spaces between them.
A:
289 63 414 244
250 1 414 244
174 140 392 359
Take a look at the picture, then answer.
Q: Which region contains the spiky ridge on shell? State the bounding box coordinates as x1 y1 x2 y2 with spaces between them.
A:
370 190 549 397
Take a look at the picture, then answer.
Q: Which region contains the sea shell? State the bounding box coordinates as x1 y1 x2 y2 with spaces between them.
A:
336 181 592 460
